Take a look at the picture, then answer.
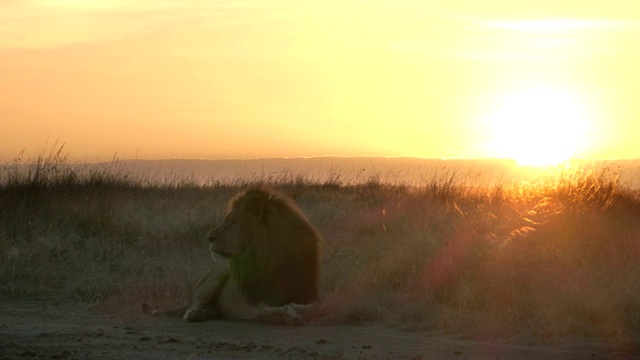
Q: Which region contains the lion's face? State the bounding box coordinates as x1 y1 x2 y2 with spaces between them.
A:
207 205 263 258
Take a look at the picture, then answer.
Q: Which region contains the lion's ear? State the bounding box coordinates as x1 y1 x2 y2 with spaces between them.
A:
243 196 265 223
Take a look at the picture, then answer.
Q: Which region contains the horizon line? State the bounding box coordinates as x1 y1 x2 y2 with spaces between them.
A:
6 155 636 166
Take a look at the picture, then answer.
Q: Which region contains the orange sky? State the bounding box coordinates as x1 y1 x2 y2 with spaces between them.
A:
1 1 639 163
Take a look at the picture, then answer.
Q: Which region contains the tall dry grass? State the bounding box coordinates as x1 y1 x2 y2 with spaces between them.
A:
2 146 640 340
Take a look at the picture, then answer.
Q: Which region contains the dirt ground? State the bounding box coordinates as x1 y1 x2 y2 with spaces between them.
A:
2 301 640 360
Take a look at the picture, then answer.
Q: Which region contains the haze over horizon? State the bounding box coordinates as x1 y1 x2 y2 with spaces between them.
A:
2 1 640 166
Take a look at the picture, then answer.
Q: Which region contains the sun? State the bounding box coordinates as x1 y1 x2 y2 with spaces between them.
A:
485 86 590 166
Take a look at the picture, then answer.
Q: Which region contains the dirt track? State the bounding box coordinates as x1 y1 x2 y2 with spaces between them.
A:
1 301 639 360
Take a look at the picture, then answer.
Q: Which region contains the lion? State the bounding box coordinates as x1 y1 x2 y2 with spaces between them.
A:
145 186 322 325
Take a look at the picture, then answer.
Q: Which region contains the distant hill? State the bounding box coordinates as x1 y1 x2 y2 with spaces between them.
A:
101 157 640 188
4 156 638 188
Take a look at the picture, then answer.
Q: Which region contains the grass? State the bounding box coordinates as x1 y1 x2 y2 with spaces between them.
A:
2 145 640 341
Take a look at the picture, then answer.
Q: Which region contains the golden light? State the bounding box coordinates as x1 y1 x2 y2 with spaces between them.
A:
486 86 591 167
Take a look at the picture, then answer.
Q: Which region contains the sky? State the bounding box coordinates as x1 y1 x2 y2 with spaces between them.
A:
1 0 640 165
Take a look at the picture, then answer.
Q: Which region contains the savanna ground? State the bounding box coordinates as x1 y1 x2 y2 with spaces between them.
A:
2 147 640 359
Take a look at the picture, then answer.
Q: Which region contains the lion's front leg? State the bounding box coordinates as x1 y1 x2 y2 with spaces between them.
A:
257 303 320 326
183 264 230 322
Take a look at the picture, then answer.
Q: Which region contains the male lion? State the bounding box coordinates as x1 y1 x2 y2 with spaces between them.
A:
146 186 322 325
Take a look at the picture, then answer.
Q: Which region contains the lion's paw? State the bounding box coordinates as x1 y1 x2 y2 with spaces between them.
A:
183 306 218 322
278 305 305 326
259 304 306 325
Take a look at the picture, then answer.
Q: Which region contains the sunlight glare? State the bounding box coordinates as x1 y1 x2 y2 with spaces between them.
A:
486 87 590 167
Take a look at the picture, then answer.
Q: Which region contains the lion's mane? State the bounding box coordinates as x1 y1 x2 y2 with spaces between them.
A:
226 186 321 307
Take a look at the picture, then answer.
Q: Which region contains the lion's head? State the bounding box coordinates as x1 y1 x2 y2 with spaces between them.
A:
206 186 321 306
207 191 267 258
